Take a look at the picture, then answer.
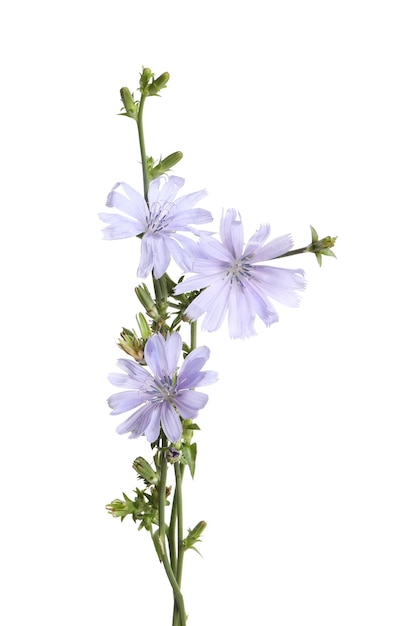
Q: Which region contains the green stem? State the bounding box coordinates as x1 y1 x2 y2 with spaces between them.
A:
136 93 149 202
190 321 197 351
175 463 185 584
168 492 177 573
172 322 198 625
274 246 308 259
158 440 187 626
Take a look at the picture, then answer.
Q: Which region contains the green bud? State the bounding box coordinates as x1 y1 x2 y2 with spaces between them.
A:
148 72 170 96
307 225 338 267
183 521 207 552
149 151 184 180
119 87 138 120
133 457 159 485
106 493 136 521
137 312 152 340
135 284 160 321
139 67 154 92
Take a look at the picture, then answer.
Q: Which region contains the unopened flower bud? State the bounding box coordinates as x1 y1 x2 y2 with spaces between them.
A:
137 312 152 340
148 72 170 96
135 284 160 320
133 457 159 485
149 151 184 180
166 447 181 464
106 493 136 520
119 87 138 120
139 67 154 92
183 521 207 551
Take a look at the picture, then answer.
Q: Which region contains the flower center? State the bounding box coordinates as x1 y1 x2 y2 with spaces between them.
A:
148 375 177 404
227 257 253 286
146 201 174 233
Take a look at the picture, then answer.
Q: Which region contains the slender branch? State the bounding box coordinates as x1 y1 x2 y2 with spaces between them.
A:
274 246 308 259
168 491 178 573
190 321 197 351
136 93 149 202
175 462 185 585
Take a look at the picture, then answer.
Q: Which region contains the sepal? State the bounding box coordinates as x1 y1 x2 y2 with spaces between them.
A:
307 225 338 267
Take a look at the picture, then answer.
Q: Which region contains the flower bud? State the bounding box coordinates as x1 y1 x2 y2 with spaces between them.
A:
106 493 136 520
149 151 184 180
148 72 170 96
183 521 207 551
133 457 159 485
139 67 154 92
166 447 181 464
135 284 160 320
137 312 152 340
119 87 138 120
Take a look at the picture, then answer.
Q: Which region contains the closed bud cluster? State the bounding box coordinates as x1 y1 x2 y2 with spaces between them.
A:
139 68 170 97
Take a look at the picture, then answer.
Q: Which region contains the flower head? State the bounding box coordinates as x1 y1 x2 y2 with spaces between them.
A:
108 332 218 443
99 176 213 278
175 209 306 339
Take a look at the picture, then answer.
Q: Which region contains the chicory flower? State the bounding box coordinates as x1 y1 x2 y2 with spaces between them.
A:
175 209 306 339
108 332 217 443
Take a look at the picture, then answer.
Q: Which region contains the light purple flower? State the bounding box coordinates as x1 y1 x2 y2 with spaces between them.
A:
108 332 218 443
99 176 212 279
175 209 306 339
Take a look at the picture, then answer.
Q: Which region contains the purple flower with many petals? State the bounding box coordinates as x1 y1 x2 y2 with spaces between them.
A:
108 332 218 443
99 176 212 278
175 209 306 339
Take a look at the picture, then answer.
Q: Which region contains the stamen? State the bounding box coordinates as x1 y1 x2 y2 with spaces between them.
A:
227 256 253 286
146 201 175 233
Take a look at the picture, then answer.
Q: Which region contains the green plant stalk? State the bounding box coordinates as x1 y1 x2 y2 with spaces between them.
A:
158 440 187 626
275 246 308 259
174 462 185 584
136 93 150 202
134 81 186 624
172 321 198 625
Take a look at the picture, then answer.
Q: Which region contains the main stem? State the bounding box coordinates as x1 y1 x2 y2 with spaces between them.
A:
159 439 187 626
136 92 186 624
172 322 197 625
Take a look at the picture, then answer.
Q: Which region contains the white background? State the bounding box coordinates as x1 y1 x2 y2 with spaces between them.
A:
1 1 403 624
